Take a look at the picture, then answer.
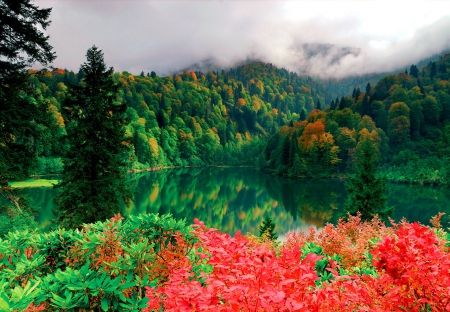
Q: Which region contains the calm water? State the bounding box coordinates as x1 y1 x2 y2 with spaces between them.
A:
23 167 450 237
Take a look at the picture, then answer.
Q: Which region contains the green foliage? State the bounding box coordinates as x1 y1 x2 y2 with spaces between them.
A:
344 129 394 221
259 216 278 241
55 46 132 229
260 53 450 185
0 213 195 311
0 0 55 75
0 0 56 236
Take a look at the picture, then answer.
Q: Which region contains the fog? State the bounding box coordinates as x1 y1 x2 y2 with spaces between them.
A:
36 0 450 78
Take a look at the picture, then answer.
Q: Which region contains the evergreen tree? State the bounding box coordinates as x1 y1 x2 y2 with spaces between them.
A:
259 216 278 241
361 94 370 117
339 96 346 110
330 100 336 110
410 64 419 78
316 100 322 110
365 83 371 94
430 62 437 79
299 108 306 121
344 129 393 222
0 0 55 234
55 46 131 228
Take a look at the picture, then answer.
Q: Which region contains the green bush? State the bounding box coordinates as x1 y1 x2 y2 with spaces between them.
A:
0 213 197 311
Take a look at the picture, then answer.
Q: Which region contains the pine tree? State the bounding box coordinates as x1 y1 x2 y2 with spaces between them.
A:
0 0 55 234
361 94 370 117
430 62 437 79
55 46 131 228
344 129 394 222
259 216 278 241
316 100 322 110
410 64 419 78
299 108 306 121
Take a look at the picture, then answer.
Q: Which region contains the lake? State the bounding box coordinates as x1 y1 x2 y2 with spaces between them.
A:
23 167 450 237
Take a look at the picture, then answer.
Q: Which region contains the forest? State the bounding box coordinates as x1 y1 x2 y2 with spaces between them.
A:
25 55 450 187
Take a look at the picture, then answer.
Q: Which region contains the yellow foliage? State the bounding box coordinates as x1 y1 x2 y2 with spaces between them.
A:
148 137 159 159
149 185 159 202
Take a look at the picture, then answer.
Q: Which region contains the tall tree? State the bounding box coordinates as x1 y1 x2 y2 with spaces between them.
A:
430 62 437 79
55 46 131 228
0 0 55 76
410 64 419 78
344 129 393 222
0 0 55 234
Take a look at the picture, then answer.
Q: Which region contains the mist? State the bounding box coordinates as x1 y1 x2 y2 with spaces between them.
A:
36 0 450 78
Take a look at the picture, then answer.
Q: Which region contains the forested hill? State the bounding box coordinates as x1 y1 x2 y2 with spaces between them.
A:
29 61 372 172
261 54 450 185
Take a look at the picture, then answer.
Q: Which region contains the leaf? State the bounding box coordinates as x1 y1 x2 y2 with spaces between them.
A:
101 297 109 311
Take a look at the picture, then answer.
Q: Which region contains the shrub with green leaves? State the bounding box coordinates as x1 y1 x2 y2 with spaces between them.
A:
0 213 196 311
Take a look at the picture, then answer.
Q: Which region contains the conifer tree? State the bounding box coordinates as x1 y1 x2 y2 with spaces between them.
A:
0 0 55 234
344 129 393 222
55 46 131 228
259 216 278 241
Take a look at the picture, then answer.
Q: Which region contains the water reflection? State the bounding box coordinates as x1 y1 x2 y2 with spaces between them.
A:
24 167 450 236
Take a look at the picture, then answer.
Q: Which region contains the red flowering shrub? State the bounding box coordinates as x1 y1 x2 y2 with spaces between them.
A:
145 218 450 312
285 213 394 271
370 222 450 311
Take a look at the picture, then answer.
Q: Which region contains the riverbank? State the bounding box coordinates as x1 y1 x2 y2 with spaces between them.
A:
9 179 59 188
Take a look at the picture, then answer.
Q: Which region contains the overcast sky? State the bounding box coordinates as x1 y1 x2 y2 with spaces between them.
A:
36 0 450 78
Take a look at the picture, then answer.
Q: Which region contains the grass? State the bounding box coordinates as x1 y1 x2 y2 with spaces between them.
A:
9 179 59 188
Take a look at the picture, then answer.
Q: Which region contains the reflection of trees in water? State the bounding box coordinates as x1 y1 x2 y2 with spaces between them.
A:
18 187 56 231
263 177 345 228
388 184 450 226
28 170 450 235
131 168 347 235
132 168 300 235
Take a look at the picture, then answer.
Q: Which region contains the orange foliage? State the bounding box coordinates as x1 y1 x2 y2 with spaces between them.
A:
300 86 310 94
236 98 246 108
285 214 394 271
299 121 325 148
52 68 65 75
306 109 326 123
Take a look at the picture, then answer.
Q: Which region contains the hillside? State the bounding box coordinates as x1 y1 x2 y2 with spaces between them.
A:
260 54 450 185
29 61 373 173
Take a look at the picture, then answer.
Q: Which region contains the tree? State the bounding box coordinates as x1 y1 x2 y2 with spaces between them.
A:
410 64 419 78
259 216 278 241
0 0 55 234
55 46 131 228
0 0 55 76
344 129 393 222
387 102 410 147
430 62 437 79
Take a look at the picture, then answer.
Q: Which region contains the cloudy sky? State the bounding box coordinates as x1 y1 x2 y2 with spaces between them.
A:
36 0 450 78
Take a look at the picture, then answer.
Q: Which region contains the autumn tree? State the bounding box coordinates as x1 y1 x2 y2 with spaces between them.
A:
55 46 131 228
387 102 410 148
0 0 55 234
344 128 393 222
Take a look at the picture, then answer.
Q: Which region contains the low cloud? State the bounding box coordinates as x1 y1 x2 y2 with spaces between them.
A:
36 1 450 78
